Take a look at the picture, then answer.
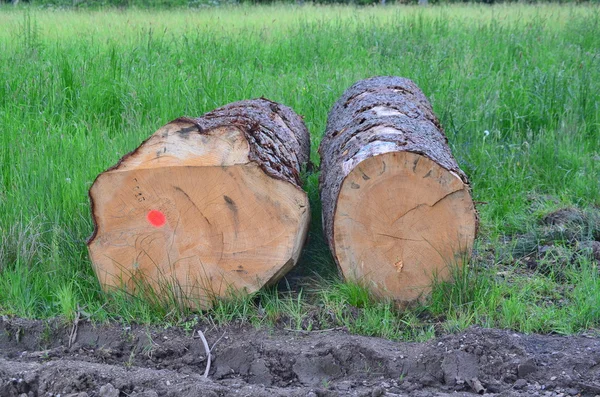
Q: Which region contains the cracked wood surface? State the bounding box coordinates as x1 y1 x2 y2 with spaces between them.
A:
319 77 477 303
88 99 310 309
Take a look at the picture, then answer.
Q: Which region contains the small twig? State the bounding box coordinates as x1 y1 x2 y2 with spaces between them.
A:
68 310 81 349
26 349 54 358
210 332 226 352
197 329 211 378
206 316 217 330
193 329 225 351
283 327 345 333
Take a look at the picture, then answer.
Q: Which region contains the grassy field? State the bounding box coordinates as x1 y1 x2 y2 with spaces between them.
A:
0 4 599 338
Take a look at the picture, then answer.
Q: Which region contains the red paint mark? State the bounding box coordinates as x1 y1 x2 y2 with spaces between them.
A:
147 210 166 227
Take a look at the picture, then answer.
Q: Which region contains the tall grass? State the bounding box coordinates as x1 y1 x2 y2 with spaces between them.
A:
0 4 599 335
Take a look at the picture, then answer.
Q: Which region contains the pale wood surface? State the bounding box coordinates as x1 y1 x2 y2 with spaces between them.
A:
88 101 310 309
334 151 476 302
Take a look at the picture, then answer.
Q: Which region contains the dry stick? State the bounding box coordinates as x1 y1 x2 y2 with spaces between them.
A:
197 329 211 378
68 310 81 349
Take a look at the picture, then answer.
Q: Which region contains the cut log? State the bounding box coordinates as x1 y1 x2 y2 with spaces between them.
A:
319 76 477 304
88 98 311 309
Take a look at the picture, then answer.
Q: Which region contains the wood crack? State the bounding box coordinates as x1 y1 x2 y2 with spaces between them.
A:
376 234 422 242
174 186 211 226
391 189 464 226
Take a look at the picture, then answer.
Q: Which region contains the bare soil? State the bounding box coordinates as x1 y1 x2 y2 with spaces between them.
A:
1 317 599 397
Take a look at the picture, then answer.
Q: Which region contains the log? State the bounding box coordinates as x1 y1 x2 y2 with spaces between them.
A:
319 76 477 303
88 98 311 309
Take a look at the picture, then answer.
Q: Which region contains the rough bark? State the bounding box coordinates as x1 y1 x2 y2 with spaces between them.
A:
178 98 311 189
319 76 477 303
88 98 310 309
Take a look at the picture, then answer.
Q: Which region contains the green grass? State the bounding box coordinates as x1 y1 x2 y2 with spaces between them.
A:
0 3 599 338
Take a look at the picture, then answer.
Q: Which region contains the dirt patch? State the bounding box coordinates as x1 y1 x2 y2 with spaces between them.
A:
506 206 600 275
1 318 599 396
541 208 587 227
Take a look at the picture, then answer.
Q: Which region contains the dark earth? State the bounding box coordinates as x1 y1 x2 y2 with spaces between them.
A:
1 317 600 397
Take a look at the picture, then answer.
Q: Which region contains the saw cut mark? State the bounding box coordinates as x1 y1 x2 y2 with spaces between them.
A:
394 260 404 273
147 210 166 228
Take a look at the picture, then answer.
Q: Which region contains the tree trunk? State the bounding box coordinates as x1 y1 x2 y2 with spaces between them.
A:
88 98 311 309
319 76 477 304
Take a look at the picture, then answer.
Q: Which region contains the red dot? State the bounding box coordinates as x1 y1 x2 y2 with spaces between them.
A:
147 210 166 227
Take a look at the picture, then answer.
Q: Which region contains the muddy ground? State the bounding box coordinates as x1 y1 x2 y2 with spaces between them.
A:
1 317 599 397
